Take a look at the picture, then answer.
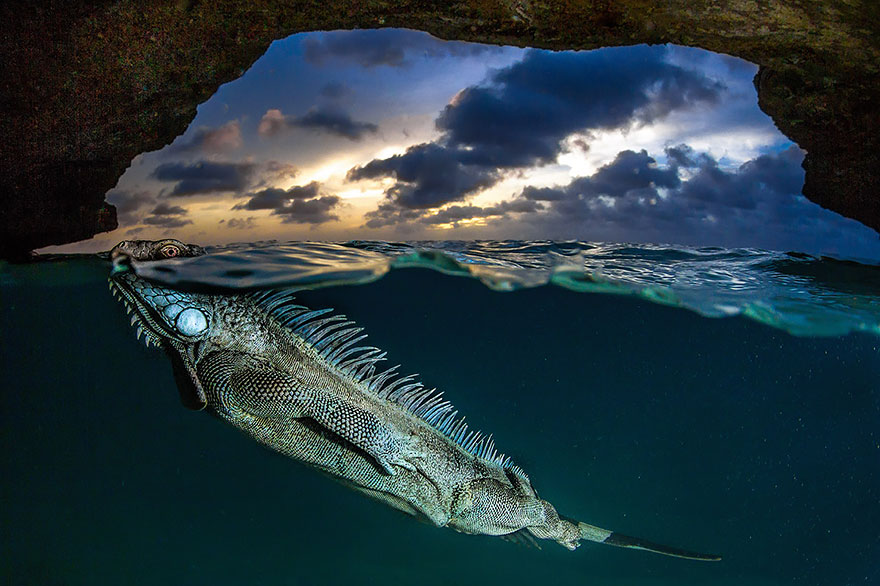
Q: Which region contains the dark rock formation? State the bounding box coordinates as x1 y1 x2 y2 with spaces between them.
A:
2 0 878 258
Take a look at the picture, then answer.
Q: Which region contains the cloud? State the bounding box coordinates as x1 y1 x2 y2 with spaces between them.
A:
141 201 193 228
223 217 257 229
232 181 341 225
257 109 288 137
258 107 378 140
149 202 188 216
141 216 193 228
348 143 500 208
248 160 299 190
232 187 289 211
505 145 876 257
363 200 434 229
105 189 196 229
416 204 487 225
364 197 545 229
520 149 681 203
509 146 808 234
302 29 497 69
360 144 880 258
418 199 545 225
152 161 255 196
665 144 698 168
105 189 155 224
291 107 378 140
167 121 242 154
351 45 724 214
434 47 722 167
320 81 352 100
275 196 342 224
233 181 321 210
263 160 298 180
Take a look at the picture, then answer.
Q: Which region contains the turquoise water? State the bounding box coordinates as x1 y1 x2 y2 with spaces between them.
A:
2 241 879 585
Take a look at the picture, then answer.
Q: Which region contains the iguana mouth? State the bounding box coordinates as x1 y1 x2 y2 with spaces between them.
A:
108 264 169 349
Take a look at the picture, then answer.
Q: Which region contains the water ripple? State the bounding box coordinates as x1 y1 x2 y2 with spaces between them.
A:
129 240 880 338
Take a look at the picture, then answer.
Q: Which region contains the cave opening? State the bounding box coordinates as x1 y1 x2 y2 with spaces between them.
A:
39 29 880 261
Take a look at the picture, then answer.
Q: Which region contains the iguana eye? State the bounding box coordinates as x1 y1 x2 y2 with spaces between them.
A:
175 308 208 336
160 244 181 258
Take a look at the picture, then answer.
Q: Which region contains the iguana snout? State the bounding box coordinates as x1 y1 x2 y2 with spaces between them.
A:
110 238 205 263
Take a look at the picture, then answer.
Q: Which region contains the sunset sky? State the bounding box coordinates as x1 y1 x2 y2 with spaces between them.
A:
45 29 880 260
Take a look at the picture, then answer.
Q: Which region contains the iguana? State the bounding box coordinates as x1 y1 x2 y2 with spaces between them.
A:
108 238 720 561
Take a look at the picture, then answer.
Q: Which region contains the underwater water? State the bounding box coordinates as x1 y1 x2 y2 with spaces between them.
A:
2 240 879 586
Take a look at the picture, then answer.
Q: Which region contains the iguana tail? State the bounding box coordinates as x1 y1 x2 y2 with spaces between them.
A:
523 498 721 561
577 521 722 561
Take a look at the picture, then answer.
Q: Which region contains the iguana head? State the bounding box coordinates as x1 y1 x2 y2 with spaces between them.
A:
108 239 212 348
109 239 214 409
111 238 206 262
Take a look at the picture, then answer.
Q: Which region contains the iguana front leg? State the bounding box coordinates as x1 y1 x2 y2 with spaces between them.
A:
212 351 421 475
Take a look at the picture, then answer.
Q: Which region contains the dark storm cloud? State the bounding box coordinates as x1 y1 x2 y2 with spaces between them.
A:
233 181 321 210
363 201 428 229
435 47 723 167
141 201 192 228
258 107 377 140
417 204 486 225
364 193 544 228
351 45 724 214
152 161 255 196
509 146 805 228
232 181 341 225
232 188 288 211
302 29 496 69
670 145 807 214
348 143 499 208
519 186 567 201
233 188 289 210
664 144 699 168
149 202 187 216
105 189 194 229
417 199 544 225
291 107 378 140
520 149 681 203
361 145 816 249
105 189 155 224
274 196 342 225
166 121 242 154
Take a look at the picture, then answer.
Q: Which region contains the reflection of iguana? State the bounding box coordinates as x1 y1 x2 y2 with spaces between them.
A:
109 238 720 560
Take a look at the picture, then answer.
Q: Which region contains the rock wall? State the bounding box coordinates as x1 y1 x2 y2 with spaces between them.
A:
2 0 878 258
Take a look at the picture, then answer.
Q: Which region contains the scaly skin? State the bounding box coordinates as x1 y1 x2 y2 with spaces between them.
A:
107 239 720 560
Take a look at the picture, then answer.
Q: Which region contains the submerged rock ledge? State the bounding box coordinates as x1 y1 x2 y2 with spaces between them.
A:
2 0 878 258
